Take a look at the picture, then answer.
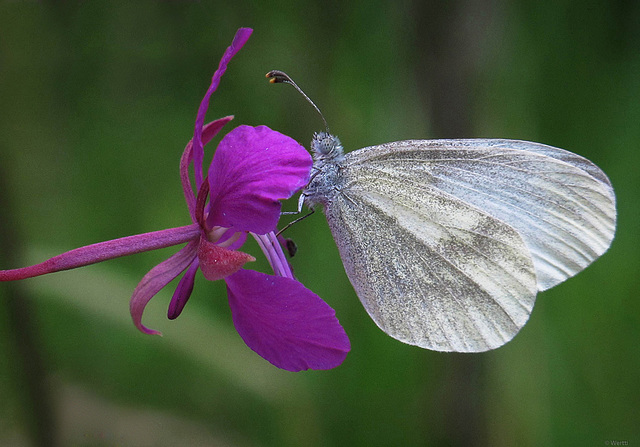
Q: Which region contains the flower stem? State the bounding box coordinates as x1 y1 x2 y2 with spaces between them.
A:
0 224 201 281
1 162 58 446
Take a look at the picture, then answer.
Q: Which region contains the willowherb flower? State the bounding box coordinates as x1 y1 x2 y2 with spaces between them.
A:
0 28 350 372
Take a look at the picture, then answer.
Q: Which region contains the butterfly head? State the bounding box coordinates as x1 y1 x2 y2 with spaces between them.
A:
311 131 345 162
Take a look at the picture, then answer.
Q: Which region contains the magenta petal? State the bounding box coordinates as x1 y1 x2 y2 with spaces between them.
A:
192 28 252 187
168 258 199 320
207 125 312 234
130 240 199 335
225 269 350 371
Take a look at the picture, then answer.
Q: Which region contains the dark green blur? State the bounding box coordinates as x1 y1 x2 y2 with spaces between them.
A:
1 1 638 446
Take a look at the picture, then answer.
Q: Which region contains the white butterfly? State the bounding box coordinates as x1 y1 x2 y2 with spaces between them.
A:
303 134 616 352
266 70 616 352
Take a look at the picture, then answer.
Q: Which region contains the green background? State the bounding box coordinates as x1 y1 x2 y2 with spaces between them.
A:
1 1 638 446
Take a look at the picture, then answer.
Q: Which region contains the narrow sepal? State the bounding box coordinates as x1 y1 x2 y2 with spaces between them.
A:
130 240 199 335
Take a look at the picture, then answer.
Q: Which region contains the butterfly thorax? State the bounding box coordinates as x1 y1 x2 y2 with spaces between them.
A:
304 132 345 207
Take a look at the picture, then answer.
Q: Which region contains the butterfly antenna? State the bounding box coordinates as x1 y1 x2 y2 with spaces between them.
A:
266 70 330 134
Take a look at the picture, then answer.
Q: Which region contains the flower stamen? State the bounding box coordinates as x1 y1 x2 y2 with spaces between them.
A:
253 232 294 278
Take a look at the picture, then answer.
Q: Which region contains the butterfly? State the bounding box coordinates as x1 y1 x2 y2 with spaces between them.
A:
268 71 617 352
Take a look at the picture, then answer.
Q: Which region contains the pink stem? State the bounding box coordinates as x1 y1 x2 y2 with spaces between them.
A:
0 224 201 281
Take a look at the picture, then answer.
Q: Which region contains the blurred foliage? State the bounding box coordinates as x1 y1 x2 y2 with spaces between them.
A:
1 1 639 446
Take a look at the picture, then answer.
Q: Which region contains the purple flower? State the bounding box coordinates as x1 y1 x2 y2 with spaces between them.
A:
0 28 350 372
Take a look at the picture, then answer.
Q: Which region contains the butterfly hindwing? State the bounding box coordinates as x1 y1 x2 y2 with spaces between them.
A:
324 159 537 352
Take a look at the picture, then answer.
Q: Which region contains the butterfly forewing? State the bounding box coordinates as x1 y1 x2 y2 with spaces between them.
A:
344 139 616 291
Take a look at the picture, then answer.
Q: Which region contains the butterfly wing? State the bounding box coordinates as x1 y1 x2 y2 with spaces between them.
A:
321 139 615 352
344 139 616 291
